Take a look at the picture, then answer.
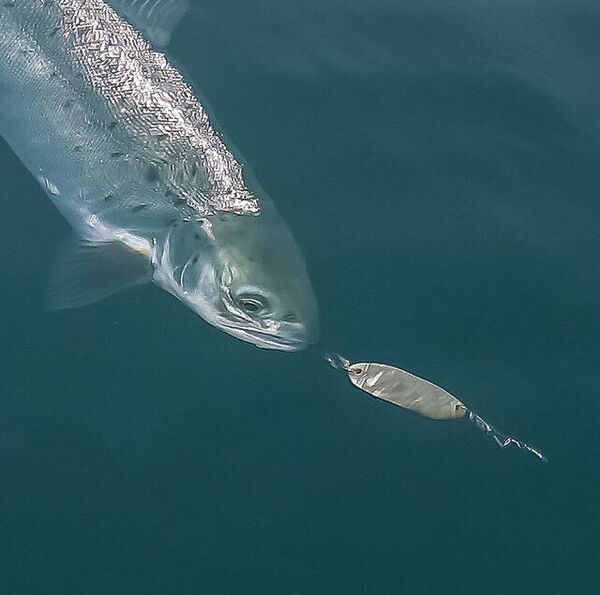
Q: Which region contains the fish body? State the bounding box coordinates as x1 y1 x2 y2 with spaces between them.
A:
0 0 318 350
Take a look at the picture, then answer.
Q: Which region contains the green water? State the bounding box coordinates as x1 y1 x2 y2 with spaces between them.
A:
1 1 598 592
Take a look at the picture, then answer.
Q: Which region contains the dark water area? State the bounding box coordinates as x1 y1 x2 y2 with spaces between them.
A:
1 1 598 592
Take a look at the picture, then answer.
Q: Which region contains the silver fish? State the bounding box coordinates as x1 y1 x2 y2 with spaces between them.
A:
0 0 318 350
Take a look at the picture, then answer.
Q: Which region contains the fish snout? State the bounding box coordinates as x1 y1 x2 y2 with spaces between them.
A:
279 319 320 351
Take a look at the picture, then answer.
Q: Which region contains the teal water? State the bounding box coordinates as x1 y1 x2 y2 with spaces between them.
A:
1 1 599 592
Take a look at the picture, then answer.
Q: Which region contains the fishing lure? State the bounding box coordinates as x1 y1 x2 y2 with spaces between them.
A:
325 354 547 462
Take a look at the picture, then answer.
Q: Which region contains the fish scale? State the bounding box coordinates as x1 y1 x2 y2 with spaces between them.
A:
0 0 258 222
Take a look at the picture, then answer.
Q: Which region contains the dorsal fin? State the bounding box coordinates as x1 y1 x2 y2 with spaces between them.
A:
106 0 189 47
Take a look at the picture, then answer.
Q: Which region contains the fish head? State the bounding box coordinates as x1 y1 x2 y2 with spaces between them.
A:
206 208 320 351
153 209 319 351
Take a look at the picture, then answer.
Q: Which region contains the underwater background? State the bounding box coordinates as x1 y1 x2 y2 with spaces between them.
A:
1 0 598 592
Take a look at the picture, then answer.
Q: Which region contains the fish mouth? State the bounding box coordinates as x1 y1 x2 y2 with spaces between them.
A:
220 321 317 351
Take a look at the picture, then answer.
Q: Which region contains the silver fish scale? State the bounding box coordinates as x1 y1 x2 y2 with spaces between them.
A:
56 0 259 216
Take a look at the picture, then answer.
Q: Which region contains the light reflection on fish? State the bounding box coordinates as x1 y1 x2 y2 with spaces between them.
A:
0 0 318 350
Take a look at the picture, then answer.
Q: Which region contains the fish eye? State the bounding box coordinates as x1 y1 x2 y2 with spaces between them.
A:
237 294 269 315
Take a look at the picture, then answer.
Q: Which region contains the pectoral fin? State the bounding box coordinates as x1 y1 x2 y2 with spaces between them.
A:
47 237 153 310
106 0 189 47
